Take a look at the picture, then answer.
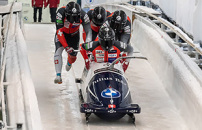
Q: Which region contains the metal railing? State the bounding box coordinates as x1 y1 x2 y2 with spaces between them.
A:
87 2 202 85
90 2 202 68
0 1 21 129
1 1 43 129
116 2 202 85
123 2 202 68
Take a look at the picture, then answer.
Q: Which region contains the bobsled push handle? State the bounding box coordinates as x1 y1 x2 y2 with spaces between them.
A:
109 56 147 69
73 50 80 52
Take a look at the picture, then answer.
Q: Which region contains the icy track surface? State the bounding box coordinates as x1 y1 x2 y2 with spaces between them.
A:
24 24 188 130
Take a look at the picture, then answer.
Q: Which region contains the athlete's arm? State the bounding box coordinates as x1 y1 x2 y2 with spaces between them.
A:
55 7 69 48
120 18 131 44
114 41 133 61
56 8 65 30
81 9 92 42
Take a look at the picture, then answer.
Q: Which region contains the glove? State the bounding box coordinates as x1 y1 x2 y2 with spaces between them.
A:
122 61 129 72
65 47 74 53
85 59 90 70
87 51 92 58
120 53 127 63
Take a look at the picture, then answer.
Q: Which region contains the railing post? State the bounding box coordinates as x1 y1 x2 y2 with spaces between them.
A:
175 35 179 45
0 2 15 130
161 23 166 31
16 123 22 130
0 121 5 129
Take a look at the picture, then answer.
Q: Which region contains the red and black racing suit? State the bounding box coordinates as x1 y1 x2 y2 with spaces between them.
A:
54 6 92 74
82 9 111 42
102 13 131 45
80 41 133 72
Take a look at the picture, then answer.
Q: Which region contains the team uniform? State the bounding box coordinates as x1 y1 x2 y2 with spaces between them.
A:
32 0 45 22
83 9 111 41
81 41 133 62
82 6 111 42
80 27 133 72
54 2 92 84
102 11 132 45
44 0 60 22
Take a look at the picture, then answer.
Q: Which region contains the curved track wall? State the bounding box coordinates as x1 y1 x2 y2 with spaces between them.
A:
1 2 43 129
94 3 202 130
131 15 202 130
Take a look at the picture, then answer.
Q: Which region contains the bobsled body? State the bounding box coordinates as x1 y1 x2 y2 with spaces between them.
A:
78 62 141 121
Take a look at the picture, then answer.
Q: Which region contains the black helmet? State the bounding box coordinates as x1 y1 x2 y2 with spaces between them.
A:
92 6 106 26
65 2 81 23
111 10 127 33
98 27 115 51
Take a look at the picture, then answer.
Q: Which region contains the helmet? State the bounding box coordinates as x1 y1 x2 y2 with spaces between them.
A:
65 2 81 23
111 10 127 33
92 6 106 26
98 27 115 51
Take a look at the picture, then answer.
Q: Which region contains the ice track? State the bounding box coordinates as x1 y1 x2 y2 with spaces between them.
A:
25 24 188 130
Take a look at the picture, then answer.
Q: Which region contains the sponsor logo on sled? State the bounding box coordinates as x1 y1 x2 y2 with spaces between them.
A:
108 109 116 113
101 87 121 98
85 109 94 113
93 77 112 84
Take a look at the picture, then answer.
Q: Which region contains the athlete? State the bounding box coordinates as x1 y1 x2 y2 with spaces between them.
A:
80 26 133 72
102 10 131 45
54 2 92 84
83 6 111 42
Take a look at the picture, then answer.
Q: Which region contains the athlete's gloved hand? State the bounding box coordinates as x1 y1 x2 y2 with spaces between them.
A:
122 61 129 72
120 53 127 63
65 47 74 53
85 59 90 70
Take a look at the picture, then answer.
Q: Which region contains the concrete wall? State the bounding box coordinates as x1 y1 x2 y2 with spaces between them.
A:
2 3 43 129
151 0 202 42
81 0 131 8
8 0 76 23
101 3 202 129
131 15 202 130
0 0 8 5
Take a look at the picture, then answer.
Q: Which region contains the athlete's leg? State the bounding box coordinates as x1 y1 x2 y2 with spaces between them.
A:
65 33 80 71
54 47 64 74
54 34 64 83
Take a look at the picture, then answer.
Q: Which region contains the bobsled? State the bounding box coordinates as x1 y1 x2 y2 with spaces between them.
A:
76 56 146 123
